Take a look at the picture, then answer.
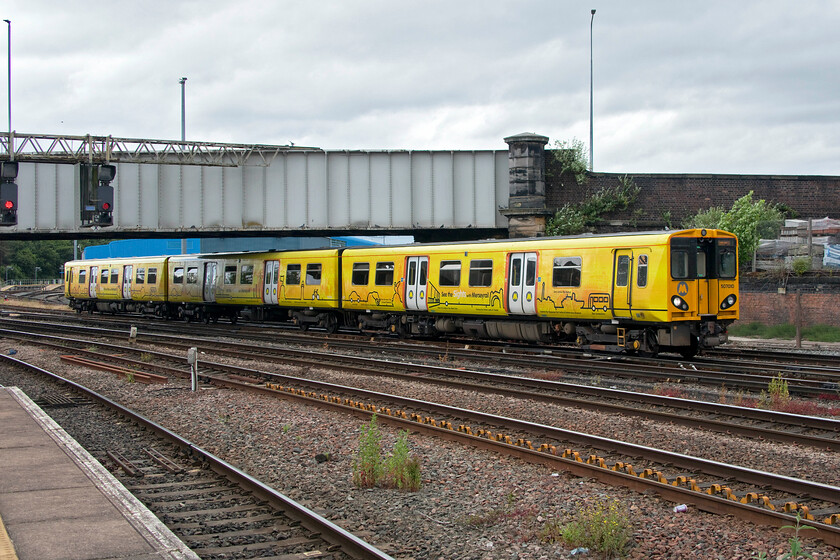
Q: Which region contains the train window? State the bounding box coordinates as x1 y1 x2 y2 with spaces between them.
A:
240 265 254 285
719 249 737 279
306 263 322 285
469 259 493 287
439 261 461 287
637 255 648 287
510 259 522 287
286 264 301 285
110 269 119 284
186 267 198 284
552 257 581 287
375 262 394 286
224 265 237 284
148 268 158 285
100 269 109 284
696 251 707 279
136 268 145 284
418 260 427 286
671 249 689 279
352 262 370 285
173 267 184 284
407 261 416 285
525 258 536 287
616 255 630 287
78 269 86 284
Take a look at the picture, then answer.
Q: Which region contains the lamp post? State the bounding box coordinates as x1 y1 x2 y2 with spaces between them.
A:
179 77 187 141
589 9 596 171
34 266 40 283
3 19 10 161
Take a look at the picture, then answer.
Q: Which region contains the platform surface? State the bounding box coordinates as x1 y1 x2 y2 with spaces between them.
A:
0 385 198 560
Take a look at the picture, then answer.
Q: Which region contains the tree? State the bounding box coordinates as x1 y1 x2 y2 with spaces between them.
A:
682 191 784 266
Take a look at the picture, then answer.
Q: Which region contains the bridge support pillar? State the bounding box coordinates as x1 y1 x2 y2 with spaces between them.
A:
500 132 552 238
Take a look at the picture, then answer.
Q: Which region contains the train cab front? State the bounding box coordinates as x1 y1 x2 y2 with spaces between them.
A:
668 229 739 354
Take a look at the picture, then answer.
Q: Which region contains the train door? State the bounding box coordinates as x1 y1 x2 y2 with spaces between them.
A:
203 262 217 302
507 252 537 314
695 242 712 315
89 266 98 298
122 265 132 299
263 260 279 304
284 263 303 300
612 249 633 318
405 256 428 311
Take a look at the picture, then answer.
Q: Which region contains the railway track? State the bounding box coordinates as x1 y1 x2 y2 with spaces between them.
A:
2 319 840 449
3 313 840 399
4 357 395 560
3 323 840 546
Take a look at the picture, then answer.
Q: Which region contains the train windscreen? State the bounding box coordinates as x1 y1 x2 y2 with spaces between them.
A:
670 236 737 280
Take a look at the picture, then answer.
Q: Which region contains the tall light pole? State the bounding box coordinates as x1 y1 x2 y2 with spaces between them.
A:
34 266 40 283
589 9 596 171
3 19 10 161
179 77 187 141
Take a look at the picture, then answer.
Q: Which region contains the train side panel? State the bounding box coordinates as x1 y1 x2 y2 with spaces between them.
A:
275 250 341 309
212 256 265 306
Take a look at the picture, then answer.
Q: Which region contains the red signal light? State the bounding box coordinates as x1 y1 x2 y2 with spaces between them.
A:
2 200 12 210
102 202 111 211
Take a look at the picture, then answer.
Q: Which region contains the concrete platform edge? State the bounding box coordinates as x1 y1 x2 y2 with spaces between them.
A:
6 387 199 560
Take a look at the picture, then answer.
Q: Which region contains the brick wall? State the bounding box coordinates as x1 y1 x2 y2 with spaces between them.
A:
739 276 840 327
739 292 840 327
545 155 840 228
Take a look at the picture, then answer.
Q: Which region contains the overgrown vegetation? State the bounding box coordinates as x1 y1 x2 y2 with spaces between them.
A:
682 191 785 265
550 138 589 186
546 175 641 236
540 498 631 558
352 414 384 488
352 415 421 491
382 431 421 491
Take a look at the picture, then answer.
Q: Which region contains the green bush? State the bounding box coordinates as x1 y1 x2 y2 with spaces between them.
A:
550 498 632 557
791 257 811 276
382 431 421 491
352 414 383 488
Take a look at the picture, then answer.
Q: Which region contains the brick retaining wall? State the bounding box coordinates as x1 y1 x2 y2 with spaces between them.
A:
545 155 840 228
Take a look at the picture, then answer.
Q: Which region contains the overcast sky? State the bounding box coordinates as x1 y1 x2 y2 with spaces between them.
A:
3 1 839 175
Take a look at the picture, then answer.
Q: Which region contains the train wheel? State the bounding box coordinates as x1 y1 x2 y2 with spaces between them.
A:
324 315 339 334
680 336 699 359
639 329 659 358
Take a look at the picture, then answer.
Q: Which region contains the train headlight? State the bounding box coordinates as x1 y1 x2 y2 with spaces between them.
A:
671 295 689 311
720 294 737 310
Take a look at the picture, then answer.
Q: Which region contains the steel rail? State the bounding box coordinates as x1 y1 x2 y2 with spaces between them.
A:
0 354 396 560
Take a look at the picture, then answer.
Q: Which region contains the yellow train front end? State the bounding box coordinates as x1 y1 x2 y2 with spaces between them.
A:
662 229 739 355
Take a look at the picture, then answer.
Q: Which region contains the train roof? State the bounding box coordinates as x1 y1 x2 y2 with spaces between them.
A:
341 229 735 251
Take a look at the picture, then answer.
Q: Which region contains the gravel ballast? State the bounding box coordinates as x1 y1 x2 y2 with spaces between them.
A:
1 340 838 560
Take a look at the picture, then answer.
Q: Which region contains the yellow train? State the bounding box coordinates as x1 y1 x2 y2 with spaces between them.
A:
64 229 738 357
